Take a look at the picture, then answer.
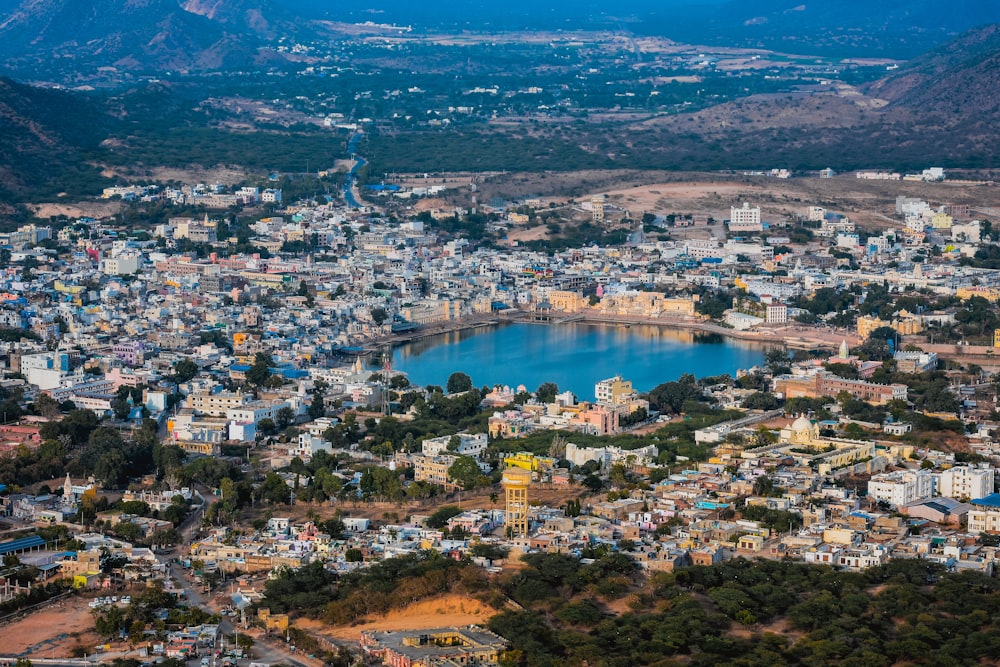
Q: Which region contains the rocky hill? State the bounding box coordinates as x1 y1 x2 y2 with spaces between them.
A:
867 23 1000 117
0 0 298 79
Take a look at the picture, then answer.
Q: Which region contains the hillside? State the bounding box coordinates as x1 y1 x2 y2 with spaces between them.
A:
867 23 1000 117
0 0 296 79
0 77 111 202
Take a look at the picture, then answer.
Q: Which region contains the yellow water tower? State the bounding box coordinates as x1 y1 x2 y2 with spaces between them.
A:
502 467 533 538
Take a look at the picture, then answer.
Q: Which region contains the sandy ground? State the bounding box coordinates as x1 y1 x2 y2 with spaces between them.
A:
302 593 496 643
2 595 101 658
29 201 122 219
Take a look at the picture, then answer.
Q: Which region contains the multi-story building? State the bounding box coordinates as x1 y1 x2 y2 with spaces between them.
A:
967 494 1000 533
728 202 762 233
361 627 507 667
868 470 935 508
765 302 788 324
595 376 634 405
938 465 995 501
421 433 488 458
773 371 907 405
187 390 250 417
412 454 459 486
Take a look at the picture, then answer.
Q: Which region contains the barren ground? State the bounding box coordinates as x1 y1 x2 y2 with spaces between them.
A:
301 593 496 643
2 595 101 658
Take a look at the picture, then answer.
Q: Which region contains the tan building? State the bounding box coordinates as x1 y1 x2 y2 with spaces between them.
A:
187 390 250 416
956 286 1000 302
774 372 907 405
412 454 459 486
857 312 923 338
547 290 587 313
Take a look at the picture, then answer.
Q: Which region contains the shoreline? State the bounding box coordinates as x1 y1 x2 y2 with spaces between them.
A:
365 309 858 354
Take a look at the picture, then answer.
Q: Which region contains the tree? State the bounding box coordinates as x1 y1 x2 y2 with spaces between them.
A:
33 393 61 418
276 406 295 430
448 456 483 490
536 382 559 403
742 392 780 410
112 397 132 421
261 472 291 505
426 505 463 529
172 358 200 384
371 307 389 326
446 372 473 394
245 353 272 387
258 418 276 435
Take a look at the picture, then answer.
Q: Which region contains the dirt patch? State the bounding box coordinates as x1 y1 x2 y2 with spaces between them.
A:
2 595 101 658
29 201 122 220
299 593 496 643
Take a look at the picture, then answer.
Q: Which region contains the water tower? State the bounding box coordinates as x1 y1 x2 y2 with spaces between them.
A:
502 467 532 538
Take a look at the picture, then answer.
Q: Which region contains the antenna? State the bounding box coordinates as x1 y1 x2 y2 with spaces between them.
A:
382 345 392 415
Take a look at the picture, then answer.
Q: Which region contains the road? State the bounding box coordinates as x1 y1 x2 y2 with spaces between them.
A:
158 489 320 667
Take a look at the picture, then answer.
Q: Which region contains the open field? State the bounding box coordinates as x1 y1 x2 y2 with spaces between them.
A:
1 595 100 658
456 170 999 232
301 593 496 643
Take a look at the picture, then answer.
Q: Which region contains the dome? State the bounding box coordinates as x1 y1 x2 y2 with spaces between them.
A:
791 415 813 432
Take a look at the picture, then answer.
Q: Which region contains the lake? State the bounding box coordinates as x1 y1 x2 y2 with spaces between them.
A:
387 322 766 397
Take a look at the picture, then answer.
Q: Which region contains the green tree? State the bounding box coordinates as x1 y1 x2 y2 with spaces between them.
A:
448 456 484 490
535 382 559 403
446 372 473 394
172 358 200 384
276 406 295 430
244 353 272 387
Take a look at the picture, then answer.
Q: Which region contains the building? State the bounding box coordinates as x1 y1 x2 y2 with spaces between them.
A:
867 470 935 508
938 465 995 501
967 494 1000 534
360 627 508 667
728 202 762 233
412 454 459 486
187 390 250 416
773 371 907 405
421 433 488 458
765 302 788 324
595 376 634 405
591 196 605 222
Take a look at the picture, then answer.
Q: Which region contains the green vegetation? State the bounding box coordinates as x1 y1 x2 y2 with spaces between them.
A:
488 556 1000 667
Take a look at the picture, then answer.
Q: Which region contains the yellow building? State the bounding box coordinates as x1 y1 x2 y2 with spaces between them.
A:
547 290 587 313
994 329 1000 348
856 311 923 338
504 452 556 472
596 292 696 318
956 286 1000 302
930 212 953 229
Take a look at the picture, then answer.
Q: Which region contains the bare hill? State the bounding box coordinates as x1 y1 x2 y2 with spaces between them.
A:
867 23 1000 117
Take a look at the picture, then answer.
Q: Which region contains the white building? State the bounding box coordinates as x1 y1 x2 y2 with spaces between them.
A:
100 253 141 276
728 202 762 233
21 352 72 391
867 469 935 508
765 302 788 324
967 495 1000 533
422 432 488 459
226 399 291 427
937 465 994 501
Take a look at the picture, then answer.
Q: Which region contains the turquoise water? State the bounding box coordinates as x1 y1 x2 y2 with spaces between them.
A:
388 322 766 396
